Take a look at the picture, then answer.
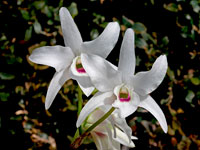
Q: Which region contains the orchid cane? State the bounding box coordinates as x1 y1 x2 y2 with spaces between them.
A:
77 28 168 134
29 7 120 109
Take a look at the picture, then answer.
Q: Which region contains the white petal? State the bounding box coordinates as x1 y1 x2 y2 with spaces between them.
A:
81 22 120 58
112 101 138 118
113 85 140 118
87 108 106 124
91 132 106 150
77 81 94 97
59 7 82 55
112 111 132 143
105 126 121 150
45 67 70 109
91 132 120 150
113 127 135 148
132 55 168 96
118 29 136 76
70 66 94 97
81 53 122 92
70 56 94 96
139 95 168 133
29 46 74 72
76 91 115 127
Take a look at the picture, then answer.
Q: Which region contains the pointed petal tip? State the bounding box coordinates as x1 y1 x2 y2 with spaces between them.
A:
45 102 50 110
126 28 134 34
59 7 67 14
28 54 38 64
163 124 168 133
159 54 167 63
76 121 80 128
28 55 33 62
108 21 120 29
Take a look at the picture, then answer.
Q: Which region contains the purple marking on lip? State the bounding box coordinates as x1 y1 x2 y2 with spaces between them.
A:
119 94 131 102
77 68 86 73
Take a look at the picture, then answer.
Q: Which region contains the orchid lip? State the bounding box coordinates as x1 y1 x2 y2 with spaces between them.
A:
76 56 86 73
118 86 131 102
119 94 131 102
76 68 86 73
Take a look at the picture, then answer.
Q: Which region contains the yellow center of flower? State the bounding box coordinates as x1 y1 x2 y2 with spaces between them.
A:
119 86 130 102
76 57 86 73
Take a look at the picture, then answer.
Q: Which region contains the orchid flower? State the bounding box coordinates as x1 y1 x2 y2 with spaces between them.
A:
84 106 137 150
29 7 120 109
77 28 168 133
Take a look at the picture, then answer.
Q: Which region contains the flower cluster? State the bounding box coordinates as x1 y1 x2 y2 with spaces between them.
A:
29 7 168 150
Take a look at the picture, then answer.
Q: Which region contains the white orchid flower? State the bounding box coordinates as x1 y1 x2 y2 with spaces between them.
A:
29 7 120 109
77 28 168 133
84 106 137 150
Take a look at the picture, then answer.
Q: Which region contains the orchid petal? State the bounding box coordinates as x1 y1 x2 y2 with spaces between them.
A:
45 67 70 109
59 7 82 55
81 22 120 58
118 29 136 75
77 81 94 97
105 127 121 150
76 91 115 127
113 127 135 148
112 111 132 143
91 132 106 150
70 67 94 96
29 46 74 72
81 53 122 92
91 132 120 150
112 98 138 118
139 95 168 133
70 57 94 96
132 55 168 96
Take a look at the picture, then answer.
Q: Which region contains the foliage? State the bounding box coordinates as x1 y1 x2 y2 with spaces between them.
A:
0 0 200 149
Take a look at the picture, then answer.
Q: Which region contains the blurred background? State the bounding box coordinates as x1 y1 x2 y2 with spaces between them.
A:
0 0 200 149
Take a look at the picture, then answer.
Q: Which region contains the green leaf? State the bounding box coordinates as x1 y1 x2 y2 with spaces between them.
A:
185 90 195 103
43 6 53 18
68 2 78 18
20 9 29 20
0 92 9 101
164 3 179 12
167 68 175 81
132 22 147 33
122 16 133 27
191 77 200 85
90 29 99 40
25 26 32 41
190 0 200 13
0 72 15 80
33 1 45 10
135 38 148 49
0 85 5 89
47 19 54 25
68 105 77 111
33 20 42 34
162 36 169 45
17 0 24 5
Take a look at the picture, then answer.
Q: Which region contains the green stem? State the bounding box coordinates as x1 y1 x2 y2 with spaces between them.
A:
77 86 83 134
70 107 115 149
77 86 83 115
85 107 115 133
71 128 79 143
